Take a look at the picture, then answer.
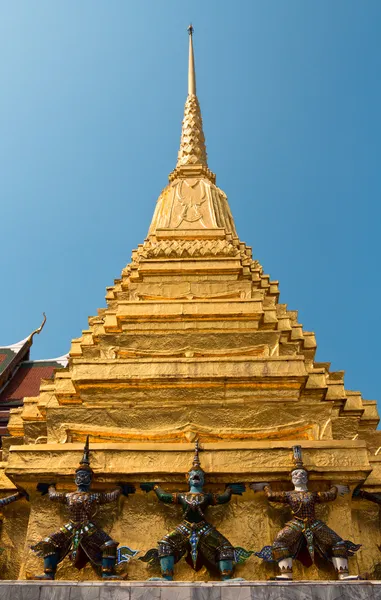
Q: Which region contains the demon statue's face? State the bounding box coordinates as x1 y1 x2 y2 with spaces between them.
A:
187 469 205 490
75 469 93 491
291 468 308 488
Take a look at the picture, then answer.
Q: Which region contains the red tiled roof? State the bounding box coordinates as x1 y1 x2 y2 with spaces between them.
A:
0 364 56 402
0 348 20 379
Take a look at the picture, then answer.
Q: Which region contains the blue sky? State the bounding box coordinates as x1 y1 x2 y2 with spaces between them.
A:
1 1 380 405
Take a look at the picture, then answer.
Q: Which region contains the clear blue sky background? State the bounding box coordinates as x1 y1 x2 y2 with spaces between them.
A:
1 2 380 405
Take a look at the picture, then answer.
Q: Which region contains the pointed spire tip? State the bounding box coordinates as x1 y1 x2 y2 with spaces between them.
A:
188 23 196 96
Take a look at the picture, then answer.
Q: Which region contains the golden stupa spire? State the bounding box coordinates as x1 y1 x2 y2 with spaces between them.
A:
175 25 208 169
149 25 236 235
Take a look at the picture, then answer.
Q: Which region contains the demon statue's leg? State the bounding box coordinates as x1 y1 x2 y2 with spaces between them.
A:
160 555 174 581
35 553 59 580
147 555 175 582
101 541 121 580
219 559 234 580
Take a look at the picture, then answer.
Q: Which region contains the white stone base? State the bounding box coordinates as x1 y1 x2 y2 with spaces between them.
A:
0 581 380 600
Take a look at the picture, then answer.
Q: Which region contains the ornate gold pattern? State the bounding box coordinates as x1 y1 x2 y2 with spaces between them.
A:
139 238 241 259
176 95 207 168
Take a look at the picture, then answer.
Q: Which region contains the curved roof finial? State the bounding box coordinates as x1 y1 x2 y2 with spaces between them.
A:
28 312 47 343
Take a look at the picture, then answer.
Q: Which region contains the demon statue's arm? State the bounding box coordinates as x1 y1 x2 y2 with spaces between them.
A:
36 484 66 503
212 483 245 504
353 488 381 504
140 482 178 504
49 486 68 503
36 482 66 503
317 485 349 503
250 482 288 503
0 489 28 507
94 483 136 504
96 488 122 504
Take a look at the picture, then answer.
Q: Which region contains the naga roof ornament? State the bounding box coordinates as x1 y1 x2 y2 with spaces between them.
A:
27 313 47 343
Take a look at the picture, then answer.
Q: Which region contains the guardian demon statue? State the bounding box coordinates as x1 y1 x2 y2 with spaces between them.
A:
31 436 135 580
252 446 360 580
140 441 252 580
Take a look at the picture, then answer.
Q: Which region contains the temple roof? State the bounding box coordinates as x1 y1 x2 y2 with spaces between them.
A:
0 315 68 414
0 358 68 405
0 315 46 386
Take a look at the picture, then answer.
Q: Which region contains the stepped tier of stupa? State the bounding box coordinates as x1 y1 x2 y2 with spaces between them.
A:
1 28 381 582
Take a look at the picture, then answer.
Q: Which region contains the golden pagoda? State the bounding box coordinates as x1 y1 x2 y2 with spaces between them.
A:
1 27 381 582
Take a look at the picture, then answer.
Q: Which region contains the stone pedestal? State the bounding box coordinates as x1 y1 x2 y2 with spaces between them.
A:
0 581 380 600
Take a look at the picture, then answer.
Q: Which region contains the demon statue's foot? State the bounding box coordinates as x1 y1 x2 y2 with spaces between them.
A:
274 562 293 580
336 564 360 580
274 571 293 581
34 573 55 580
225 577 246 581
148 576 173 581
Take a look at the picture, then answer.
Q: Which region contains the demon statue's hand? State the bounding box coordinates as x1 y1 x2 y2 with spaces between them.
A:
140 482 157 493
18 487 30 502
37 483 56 496
226 483 245 495
118 483 136 497
352 485 363 498
334 484 350 497
249 482 270 492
